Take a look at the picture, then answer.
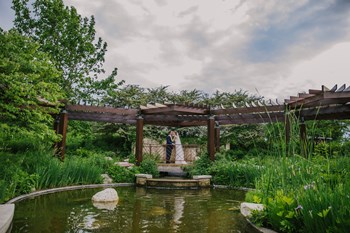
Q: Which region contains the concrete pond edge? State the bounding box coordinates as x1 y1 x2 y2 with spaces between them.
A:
0 204 14 233
6 183 135 204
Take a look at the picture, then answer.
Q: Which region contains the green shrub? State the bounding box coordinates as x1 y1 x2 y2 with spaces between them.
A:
107 165 139 183
185 153 212 177
8 169 38 196
0 180 8 203
139 158 159 177
209 158 261 188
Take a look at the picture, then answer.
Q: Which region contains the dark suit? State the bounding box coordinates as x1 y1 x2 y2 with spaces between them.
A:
166 135 174 162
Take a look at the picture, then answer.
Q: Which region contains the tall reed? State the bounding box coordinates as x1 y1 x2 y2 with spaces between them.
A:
250 111 350 232
35 155 103 190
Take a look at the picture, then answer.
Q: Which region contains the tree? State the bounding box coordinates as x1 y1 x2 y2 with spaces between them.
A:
0 30 64 143
12 0 121 101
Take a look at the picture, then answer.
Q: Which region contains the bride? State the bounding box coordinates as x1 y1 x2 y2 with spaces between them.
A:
174 132 187 164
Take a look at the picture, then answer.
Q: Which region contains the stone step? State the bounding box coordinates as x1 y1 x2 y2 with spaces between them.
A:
136 174 212 189
157 164 190 177
147 178 200 188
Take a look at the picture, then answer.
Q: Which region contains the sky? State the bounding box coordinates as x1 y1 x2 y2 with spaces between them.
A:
1 0 350 100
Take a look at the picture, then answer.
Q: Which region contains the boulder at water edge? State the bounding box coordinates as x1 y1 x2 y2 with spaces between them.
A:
92 188 119 202
92 188 119 210
240 202 264 217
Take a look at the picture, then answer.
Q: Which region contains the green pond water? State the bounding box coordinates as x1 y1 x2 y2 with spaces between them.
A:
12 187 254 233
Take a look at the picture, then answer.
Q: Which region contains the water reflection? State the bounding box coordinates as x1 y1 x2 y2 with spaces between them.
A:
12 187 252 233
173 196 184 231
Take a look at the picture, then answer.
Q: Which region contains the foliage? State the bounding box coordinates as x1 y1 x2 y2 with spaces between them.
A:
0 30 64 144
0 138 109 203
307 120 347 142
265 190 302 232
35 155 103 189
185 153 213 177
211 158 262 188
246 155 350 233
12 0 121 101
139 158 160 178
187 151 262 188
107 165 139 183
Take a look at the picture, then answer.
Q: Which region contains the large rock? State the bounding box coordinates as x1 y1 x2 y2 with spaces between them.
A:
92 188 119 210
240 202 264 217
101 174 113 184
114 161 134 168
92 188 119 203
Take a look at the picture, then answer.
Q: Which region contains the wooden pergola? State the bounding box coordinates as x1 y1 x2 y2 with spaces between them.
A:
54 84 350 163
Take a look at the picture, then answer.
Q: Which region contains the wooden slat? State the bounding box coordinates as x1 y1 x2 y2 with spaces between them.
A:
145 120 207 127
141 105 209 115
289 92 350 108
68 112 137 124
298 104 350 120
67 105 138 115
288 93 325 108
308 89 322 94
211 105 284 115
298 93 315 98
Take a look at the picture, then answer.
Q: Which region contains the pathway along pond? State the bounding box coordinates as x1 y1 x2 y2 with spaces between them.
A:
11 186 255 233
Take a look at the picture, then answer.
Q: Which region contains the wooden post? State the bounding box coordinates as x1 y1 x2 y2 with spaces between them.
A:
285 111 291 156
135 116 144 165
57 110 68 160
300 117 307 157
215 121 220 152
208 116 215 161
53 115 60 152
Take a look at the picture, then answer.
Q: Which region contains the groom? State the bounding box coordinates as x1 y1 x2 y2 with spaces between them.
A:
166 131 175 163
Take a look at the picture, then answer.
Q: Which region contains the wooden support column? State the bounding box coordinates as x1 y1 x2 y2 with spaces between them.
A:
53 115 60 153
135 116 144 165
285 111 291 156
214 121 220 152
56 110 68 160
208 116 215 161
300 117 307 157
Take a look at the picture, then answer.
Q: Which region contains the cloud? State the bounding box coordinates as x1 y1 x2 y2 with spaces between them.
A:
3 0 349 100
61 0 350 99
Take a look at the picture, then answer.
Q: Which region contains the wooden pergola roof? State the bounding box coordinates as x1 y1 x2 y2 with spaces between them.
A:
65 84 350 126
55 84 350 161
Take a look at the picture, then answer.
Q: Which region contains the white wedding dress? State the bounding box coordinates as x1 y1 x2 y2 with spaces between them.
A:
175 134 187 164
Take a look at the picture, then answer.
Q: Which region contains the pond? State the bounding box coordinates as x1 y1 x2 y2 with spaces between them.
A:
11 186 255 233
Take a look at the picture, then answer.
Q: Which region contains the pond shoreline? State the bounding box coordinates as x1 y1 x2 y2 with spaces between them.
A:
6 183 135 204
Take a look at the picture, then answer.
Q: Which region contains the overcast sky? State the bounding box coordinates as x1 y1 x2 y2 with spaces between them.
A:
1 0 350 100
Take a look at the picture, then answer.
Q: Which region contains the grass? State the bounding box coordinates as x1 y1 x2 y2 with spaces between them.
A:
0 149 108 203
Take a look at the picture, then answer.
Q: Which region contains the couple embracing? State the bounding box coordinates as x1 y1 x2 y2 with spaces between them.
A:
166 131 186 164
